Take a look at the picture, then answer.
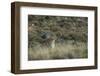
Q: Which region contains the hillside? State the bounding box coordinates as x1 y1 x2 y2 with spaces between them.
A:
28 15 88 60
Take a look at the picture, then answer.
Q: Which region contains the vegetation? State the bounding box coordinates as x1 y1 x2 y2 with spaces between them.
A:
28 15 88 60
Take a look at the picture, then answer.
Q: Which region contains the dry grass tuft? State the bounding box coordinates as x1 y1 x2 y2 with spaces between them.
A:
28 42 87 60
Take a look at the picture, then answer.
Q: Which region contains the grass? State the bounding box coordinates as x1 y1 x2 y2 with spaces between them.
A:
28 41 88 60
